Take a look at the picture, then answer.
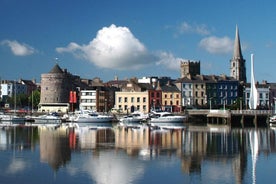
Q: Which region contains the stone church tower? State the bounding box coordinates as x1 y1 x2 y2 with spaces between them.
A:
180 60 200 78
230 26 246 83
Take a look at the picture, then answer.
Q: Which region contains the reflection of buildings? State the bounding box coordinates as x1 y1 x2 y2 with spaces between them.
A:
115 126 150 156
73 127 115 150
115 126 184 157
39 127 71 171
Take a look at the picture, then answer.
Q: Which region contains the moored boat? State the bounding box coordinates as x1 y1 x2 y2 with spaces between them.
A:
148 111 187 128
0 112 26 125
68 110 115 128
119 111 149 127
33 112 62 126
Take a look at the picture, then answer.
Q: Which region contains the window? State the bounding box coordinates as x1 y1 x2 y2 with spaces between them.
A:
143 97 146 103
137 97 140 103
118 97 122 103
143 105 146 111
131 97 134 103
124 97 128 102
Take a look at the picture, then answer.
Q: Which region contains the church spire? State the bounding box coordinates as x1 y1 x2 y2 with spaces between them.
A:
230 25 246 83
233 25 243 60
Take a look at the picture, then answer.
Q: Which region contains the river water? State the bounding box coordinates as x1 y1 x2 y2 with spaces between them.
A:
0 123 275 184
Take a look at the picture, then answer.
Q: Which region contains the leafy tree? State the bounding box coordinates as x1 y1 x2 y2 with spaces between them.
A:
28 90 40 110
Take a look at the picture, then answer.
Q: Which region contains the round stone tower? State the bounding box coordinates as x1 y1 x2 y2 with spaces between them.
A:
39 64 75 112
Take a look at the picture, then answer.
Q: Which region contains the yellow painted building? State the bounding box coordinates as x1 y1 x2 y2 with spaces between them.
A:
115 91 149 114
162 90 181 112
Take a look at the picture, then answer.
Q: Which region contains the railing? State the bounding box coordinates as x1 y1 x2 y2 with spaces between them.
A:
188 109 273 116
231 110 273 115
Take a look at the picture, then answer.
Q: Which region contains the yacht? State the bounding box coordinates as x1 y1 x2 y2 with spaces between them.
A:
33 112 62 126
0 112 26 124
68 110 114 127
119 111 149 126
149 111 187 128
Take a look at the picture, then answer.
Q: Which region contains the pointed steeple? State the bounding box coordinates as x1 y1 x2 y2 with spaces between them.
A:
233 25 243 60
230 25 246 83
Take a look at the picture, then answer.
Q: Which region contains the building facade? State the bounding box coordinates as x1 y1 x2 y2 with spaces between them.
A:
115 91 149 114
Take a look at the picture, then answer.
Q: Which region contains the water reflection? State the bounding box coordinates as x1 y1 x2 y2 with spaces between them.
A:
39 126 71 171
1 124 276 183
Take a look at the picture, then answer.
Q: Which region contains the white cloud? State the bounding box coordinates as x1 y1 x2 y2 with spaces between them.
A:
56 24 156 70
1 40 35 56
199 36 233 54
178 21 211 35
155 51 181 71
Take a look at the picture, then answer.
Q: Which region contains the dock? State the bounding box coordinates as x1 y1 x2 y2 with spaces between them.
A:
187 109 272 128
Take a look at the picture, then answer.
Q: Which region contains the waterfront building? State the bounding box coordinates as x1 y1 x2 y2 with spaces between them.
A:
18 79 38 96
114 79 151 113
244 81 270 109
79 88 107 112
38 64 80 113
175 74 239 109
0 80 28 109
115 91 149 114
160 81 181 112
230 26 246 83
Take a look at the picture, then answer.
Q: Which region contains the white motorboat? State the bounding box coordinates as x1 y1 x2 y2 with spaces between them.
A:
33 112 62 126
0 112 26 124
119 111 148 126
149 111 187 127
69 110 114 127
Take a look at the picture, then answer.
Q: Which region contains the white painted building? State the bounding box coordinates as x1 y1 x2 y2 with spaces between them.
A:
79 90 97 111
244 84 270 109
1 81 27 99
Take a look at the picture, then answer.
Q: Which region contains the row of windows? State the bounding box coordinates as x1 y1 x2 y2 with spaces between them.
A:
81 99 96 103
183 83 238 90
118 105 147 111
164 94 180 98
118 97 147 103
183 91 237 98
246 92 269 99
81 92 96 96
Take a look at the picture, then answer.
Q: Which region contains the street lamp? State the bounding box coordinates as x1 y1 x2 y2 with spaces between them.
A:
209 97 213 111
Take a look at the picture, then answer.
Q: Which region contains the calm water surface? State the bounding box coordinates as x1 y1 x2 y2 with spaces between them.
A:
0 123 275 184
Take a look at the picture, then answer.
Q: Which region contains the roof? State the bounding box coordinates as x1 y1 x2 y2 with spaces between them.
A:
233 25 243 60
49 64 63 74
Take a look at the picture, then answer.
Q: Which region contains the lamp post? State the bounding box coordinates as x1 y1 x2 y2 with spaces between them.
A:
209 97 213 111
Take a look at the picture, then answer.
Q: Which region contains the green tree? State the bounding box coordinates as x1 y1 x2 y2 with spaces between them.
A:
28 90 40 110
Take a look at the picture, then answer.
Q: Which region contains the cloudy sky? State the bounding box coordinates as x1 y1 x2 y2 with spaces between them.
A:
0 0 275 82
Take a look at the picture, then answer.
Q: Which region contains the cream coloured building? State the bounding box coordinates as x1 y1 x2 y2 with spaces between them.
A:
114 91 149 114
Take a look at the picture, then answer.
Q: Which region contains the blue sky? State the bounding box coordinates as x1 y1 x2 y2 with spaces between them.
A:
0 0 275 83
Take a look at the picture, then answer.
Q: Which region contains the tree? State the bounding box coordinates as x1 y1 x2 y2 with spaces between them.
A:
28 90 40 110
